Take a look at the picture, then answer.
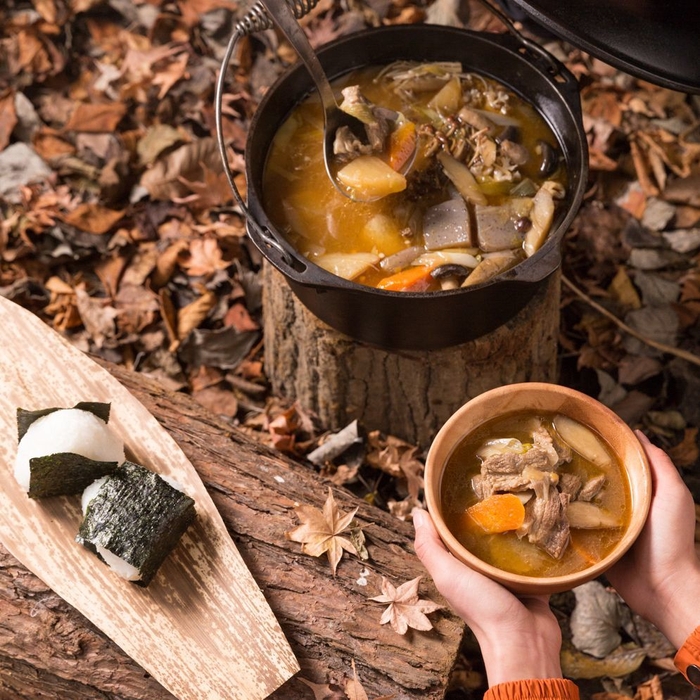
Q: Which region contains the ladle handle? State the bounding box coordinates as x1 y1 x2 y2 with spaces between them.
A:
261 0 338 114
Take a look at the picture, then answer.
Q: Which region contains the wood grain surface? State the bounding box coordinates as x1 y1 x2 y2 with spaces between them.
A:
0 295 300 700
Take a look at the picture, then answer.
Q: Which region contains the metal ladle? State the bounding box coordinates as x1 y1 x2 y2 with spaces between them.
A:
261 0 415 202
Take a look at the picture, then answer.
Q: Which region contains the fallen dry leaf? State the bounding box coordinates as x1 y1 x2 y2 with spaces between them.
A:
176 287 217 342
570 581 623 659
285 487 360 575
0 91 18 151
63 101 127 132
62 203 125 234
561 644 646 680
345 660 369 700
181 237 230 277
370 576 442 635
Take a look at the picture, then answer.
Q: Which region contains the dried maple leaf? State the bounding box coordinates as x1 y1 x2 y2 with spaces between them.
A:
370 576 442 635
181 237 229 277
285 487 360 575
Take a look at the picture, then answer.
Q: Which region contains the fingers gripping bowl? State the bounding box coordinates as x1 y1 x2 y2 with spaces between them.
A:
424 383 652 595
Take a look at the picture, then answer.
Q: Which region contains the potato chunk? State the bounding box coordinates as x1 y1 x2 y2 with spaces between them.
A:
336 156 407 199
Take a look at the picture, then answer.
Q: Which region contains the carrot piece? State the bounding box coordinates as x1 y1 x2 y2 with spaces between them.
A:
388 121 417 172
466 494 526 534
376 264 434 292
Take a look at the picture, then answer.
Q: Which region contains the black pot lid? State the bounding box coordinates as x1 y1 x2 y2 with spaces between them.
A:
508 0 700 94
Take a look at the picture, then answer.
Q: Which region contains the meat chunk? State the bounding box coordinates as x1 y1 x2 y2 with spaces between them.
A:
559 472 582 499
578 474 606 502
532 425 572 467
334 86 392 161
477 446 555 497
521 479 571 559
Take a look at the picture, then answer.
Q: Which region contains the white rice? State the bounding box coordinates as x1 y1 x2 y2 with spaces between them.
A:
81 476 109 514
14 408 126 492
95 544 141 581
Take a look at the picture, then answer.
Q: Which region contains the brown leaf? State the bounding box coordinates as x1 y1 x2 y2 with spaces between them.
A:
62 203 125 234
75 286 119 349
137 124 187 166
181 237 229 277
140 139 219 201
296 677 339 700
364 433 425 500
561 644 646 680
0 91 18 151
192 386 239 419
345 660 369 700
153 52 189 100
370 576 442 635
63 102 127 132
174 164 233 210
223 303 260 332
177 288 217 341
668 427 700 468
285 487 360 575
152 240 190 289
32 127 75 160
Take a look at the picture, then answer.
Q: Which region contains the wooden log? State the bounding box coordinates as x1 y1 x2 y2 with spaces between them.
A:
264 264 561 448
0 363 465 700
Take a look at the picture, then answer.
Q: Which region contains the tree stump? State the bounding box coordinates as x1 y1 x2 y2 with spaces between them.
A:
0 363 465 700
264 263 561 447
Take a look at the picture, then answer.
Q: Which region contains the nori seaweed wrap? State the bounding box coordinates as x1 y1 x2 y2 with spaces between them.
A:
77 461 196 586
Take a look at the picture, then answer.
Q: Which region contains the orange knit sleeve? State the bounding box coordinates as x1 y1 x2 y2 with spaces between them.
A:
674 625 700 688
484 678 580 700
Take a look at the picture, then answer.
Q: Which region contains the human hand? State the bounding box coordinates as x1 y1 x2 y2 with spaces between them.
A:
413 507 563 685
606 430 700 649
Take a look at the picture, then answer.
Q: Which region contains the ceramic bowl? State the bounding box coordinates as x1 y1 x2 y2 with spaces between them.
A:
424 382 652 594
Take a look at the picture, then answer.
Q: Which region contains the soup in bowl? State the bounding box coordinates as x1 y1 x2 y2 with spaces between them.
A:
424 383 651 594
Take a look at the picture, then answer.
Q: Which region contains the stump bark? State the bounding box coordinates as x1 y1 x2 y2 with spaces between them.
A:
0 363 464 700
264 263 561 448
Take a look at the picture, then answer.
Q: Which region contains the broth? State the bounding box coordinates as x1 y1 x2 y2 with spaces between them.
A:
263 61 567 292
440 411 631 578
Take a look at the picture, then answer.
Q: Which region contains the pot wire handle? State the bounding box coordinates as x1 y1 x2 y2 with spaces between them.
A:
215 0 321 266
472 0 566 81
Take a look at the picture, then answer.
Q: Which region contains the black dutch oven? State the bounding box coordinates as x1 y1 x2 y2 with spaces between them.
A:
241 23 588 351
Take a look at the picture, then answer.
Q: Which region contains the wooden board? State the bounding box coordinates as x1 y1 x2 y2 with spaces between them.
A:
0 295 300 700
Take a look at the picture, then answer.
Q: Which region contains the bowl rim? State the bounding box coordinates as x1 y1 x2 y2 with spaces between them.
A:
424 382 652 592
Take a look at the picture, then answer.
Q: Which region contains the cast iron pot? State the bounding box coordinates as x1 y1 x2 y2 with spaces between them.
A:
244 24 588 351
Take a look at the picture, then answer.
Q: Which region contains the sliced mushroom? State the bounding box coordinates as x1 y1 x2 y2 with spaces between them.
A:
431 263 472 289
458 106 497 134
537 139 560 178
461 249 521 287
413 248 479 269
523 180 558 257
437 151 488 206
379 245 423 273
553 415 611 468
567 501 622 529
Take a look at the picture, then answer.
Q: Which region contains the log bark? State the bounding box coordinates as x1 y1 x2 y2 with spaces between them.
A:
0 363 465 700
264 264 561 448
